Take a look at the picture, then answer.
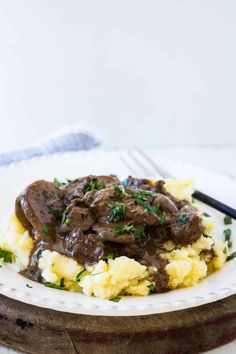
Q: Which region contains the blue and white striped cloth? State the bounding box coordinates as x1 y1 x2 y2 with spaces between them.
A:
0 129 100 166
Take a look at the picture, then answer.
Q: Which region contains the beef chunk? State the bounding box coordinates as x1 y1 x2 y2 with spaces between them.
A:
125 198 159 226
64 229 104 264
15 180 64 241
63 175 119 203
59 206 95 233
83 187 116 221
152 194 178 214
154 180 166 194
170 212 205 245
94 175 120 186
93 223 135 244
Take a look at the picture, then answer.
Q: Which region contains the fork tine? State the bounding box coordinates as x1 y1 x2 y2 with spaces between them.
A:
129 150 166 178
135 149 174 179
118 151 142 176
128 150 156 177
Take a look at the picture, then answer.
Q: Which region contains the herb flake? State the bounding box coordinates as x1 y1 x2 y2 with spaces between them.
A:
108 204 126 222
0 248 13 263
227 251 236 261
47 205 62 220
176 214 188 224
109 296 121 302
202 212 211 217
53 178 62 188
61 211 68 224
103 253 115 261
131 191 165 224
224 215 232 225
43 225 49 234
76 269 86 282
147 283 155 292
203 233 212 239
114 224 146 239
223 228 232 247
65 217 71 225
44 277 65 290
84 180 105 192
113 184 126 201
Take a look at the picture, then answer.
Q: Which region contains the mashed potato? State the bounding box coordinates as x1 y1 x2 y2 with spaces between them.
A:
0 179 228 300
164 234 226 289
79 257 150 298
37 251 151 298
38 250 83 291
165 179 194 202
0 214 33 269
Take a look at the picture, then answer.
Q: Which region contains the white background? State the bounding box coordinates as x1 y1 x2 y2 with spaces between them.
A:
0 0 236 151
0 1 236 353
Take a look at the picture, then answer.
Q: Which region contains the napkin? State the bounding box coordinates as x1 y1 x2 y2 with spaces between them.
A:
0 127 100 166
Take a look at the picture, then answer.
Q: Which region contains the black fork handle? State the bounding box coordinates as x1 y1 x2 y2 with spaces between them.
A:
193 190 236 220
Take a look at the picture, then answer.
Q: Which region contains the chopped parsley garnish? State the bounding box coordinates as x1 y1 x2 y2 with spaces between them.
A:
76 269 86 282
65 217 71 225
109 296 121 302
61 211 67 224
84 180 105 192
114 224 146 239
113 184 126 201
47 205 62 220
141 190 158 198
223 246 227 255
162 246 180 252
223 228 232 248
26 284 33 288
147 283 155 292
133 228 146 239
44 278 65 290
158 211 166 225
108 204 126 222
131 192 166 224
131 191 148 203
43 225 49 234
227 251 236 261
61 211 71 225
202 212 211 217
203 233 212 239
176 214 188 224
103 253 115 261
53 192 60 199
66 178 80 186
0 248 13 263
224 215 232 225
53 178 62 188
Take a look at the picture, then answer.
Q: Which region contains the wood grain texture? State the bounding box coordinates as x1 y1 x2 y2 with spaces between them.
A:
1 294 236 354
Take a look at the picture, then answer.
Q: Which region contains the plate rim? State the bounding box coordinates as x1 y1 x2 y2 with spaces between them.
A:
0 149 236 316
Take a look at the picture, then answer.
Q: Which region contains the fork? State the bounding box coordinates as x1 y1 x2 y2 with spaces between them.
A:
120 149 236 220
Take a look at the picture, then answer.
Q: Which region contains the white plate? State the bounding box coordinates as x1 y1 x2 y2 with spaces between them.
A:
0 150 235 316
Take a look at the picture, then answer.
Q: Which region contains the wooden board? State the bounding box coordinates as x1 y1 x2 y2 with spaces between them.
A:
1 294 236 354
